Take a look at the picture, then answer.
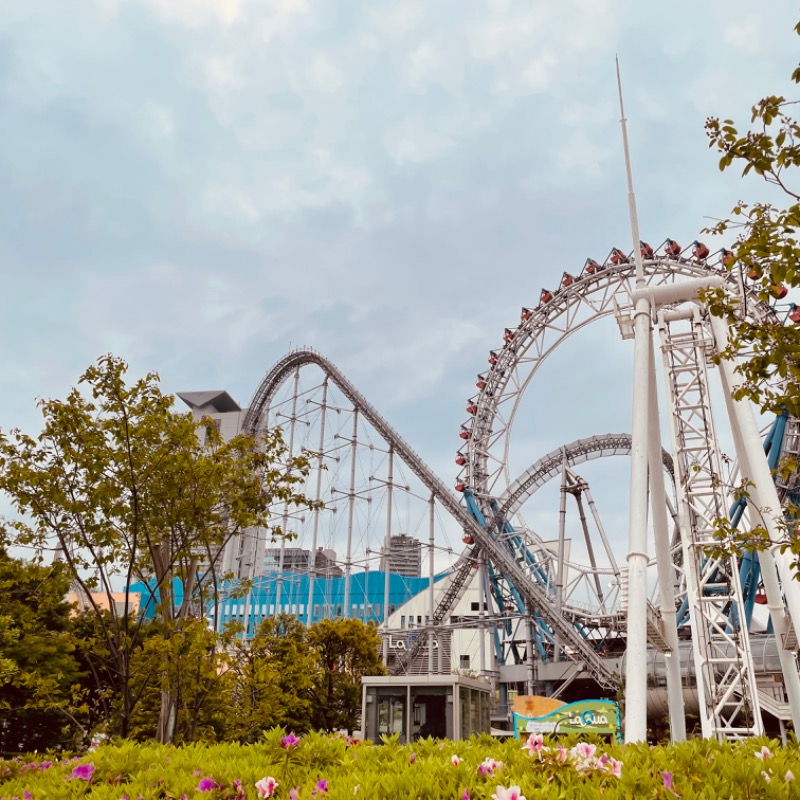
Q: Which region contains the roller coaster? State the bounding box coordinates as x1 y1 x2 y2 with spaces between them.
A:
241 238 800 743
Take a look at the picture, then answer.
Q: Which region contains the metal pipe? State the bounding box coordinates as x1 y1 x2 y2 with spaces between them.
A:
276 368 301 615
478 553 487 677
307 379 329 626
616 57 644 288
343 408 358 618
573 489 605 611
555 452 568 661
584 486 620 575
383 446 393 661
624 295 652 743
525 603 536 694
428 493 436 674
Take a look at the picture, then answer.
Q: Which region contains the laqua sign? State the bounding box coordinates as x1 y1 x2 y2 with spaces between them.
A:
513 699 622 741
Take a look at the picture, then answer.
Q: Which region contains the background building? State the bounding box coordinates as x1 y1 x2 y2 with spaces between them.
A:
381 534 422 577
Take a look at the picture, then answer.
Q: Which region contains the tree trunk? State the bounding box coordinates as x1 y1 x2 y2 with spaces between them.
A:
157 688 176 744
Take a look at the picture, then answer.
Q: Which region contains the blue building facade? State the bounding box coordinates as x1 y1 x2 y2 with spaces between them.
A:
132 570 447 636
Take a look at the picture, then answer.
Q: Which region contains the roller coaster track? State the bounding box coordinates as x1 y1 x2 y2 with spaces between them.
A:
498 433 674 518
461 249 780 502
243 349 621 689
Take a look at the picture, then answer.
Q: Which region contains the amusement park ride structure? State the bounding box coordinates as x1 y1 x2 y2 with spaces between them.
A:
242 234 800 744
237 77 800 745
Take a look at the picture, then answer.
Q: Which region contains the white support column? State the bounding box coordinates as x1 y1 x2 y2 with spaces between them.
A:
428 493 436 675
343 409 359 618
382 446 393 661
624 295 652 744
555 454 568 661
307 379 329 627
276 368 301 616
478 553 487 678
525 605 536 695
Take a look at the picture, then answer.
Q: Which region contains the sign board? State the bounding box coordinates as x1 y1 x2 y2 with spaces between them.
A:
513 699 621 741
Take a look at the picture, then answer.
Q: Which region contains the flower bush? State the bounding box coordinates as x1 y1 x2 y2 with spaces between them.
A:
2 730 800 799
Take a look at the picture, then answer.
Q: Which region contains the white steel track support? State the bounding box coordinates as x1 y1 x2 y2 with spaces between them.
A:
275 368 301 616
647 332 686 741
709 313 800 729
307 378 329 627
658 306 762 740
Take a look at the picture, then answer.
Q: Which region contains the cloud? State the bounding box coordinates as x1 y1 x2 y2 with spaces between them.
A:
2 0 800 522
111 0 309 27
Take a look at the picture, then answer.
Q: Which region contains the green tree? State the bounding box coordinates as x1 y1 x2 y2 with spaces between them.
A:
228 614 316 742
307 618 385 734
705 21 800 417
0 355 316 743
0 551 86 751
125 617 234 744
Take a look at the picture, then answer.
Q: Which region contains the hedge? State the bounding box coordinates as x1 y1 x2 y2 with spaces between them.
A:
1 729 799 799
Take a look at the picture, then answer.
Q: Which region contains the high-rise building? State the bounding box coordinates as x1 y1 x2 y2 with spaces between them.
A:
263 547 312 573
382 534 422 577
315 547 343 578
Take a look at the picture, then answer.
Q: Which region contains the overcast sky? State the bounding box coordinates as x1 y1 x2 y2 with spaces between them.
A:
1 1 798 556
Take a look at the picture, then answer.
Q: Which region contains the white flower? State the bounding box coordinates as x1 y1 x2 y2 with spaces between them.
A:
492 786 526 800
762 770 772 784
786 770 795 783
755 746 772 760
451 754 462 766
570 742 597 761
478 757 504 776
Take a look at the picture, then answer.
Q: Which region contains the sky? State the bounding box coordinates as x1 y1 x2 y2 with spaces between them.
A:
1 0 798 564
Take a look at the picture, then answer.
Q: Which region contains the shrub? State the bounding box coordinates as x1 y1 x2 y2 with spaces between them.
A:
1 731 799 799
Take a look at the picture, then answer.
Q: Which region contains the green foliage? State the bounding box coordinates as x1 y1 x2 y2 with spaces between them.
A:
306 618 386 734
124 617 235 745
0 552 86 752
0 354 317 742
228 614 316 742
2 734 800 799
704 21 800 418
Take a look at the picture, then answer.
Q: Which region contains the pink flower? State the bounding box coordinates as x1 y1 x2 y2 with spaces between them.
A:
409 753 417 764
491 786 526 800
281 733 300 749
461 791 470 800
70 764 95 782
196 778 220 792
571 743 596 761
786 770 795 783
607 758 623 778
477 758 503 776
762 771 772 784
755 746 772 760
522 734 544 756
451 755 462 767
255 777 278 798
289 788 301 800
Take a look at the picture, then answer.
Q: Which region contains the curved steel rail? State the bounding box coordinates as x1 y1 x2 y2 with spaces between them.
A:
461 250 780 501
244 349 621 688
498 432 674 518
